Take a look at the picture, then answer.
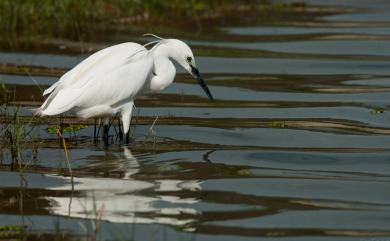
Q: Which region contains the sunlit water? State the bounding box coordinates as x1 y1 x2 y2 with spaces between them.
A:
1 1 390 240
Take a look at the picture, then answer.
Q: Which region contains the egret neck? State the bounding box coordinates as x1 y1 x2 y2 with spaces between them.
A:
149 43 176 91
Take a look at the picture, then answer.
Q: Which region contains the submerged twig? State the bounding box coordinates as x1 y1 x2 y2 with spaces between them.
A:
56 128 74 191
146 116 159 150
91 204 105 241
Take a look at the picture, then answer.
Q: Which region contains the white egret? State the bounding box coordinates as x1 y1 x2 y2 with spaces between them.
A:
36 34 213 144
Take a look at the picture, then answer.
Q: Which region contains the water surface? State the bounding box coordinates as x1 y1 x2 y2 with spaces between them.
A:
1 1 390 240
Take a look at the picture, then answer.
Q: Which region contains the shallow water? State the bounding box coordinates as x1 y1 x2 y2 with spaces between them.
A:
192 39 390 56
1 1 390 240
223 26 390 36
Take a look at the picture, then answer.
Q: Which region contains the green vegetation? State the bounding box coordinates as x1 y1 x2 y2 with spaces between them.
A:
47 124 88 134
0 0 241 45
0 224 73 241
0 84 37 170
0 0 308 49
0 225 24 239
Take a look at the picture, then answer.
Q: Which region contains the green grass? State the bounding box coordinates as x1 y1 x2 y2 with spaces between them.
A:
47 124 88 134
0 225 24 239
0 0 250 46
0 0 310 49
0 84 38 171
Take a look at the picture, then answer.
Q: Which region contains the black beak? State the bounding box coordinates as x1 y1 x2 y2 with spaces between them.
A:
191 65 214 101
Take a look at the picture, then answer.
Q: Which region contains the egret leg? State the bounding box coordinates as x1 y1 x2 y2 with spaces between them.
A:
93 118 97 144
121 102 134 146
103 125 109 146
118 117 124 141
125 131 130 145
102 117 110 147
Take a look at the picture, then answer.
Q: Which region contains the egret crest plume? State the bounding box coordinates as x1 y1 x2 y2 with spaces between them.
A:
143 33 164 40
143 33 165 48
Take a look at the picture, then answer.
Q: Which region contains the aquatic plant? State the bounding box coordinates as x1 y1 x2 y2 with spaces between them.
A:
0 225 24 239
146 115 159 150
0 84 37 170
56 128 74 191
47 124 88 135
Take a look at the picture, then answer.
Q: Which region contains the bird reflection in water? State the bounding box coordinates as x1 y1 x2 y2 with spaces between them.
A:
49 147 201 227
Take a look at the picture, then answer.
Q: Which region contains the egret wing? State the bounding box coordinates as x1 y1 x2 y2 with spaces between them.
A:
43 44 113 96
44 43 145 93
40 43 152 115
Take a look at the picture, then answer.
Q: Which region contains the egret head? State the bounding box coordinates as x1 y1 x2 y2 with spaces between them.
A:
154 38 214 101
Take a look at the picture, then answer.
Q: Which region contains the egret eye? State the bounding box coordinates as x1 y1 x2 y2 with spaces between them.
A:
186 56 192 63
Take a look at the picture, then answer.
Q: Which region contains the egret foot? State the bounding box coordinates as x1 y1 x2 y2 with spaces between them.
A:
103 125 109 147
93 119 98 144
118 118 124 142
125 131 130 145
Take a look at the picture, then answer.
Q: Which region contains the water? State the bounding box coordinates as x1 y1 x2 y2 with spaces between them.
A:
1 1 390 240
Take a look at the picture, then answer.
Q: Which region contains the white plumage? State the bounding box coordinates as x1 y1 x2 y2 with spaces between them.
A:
37 36 213 140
